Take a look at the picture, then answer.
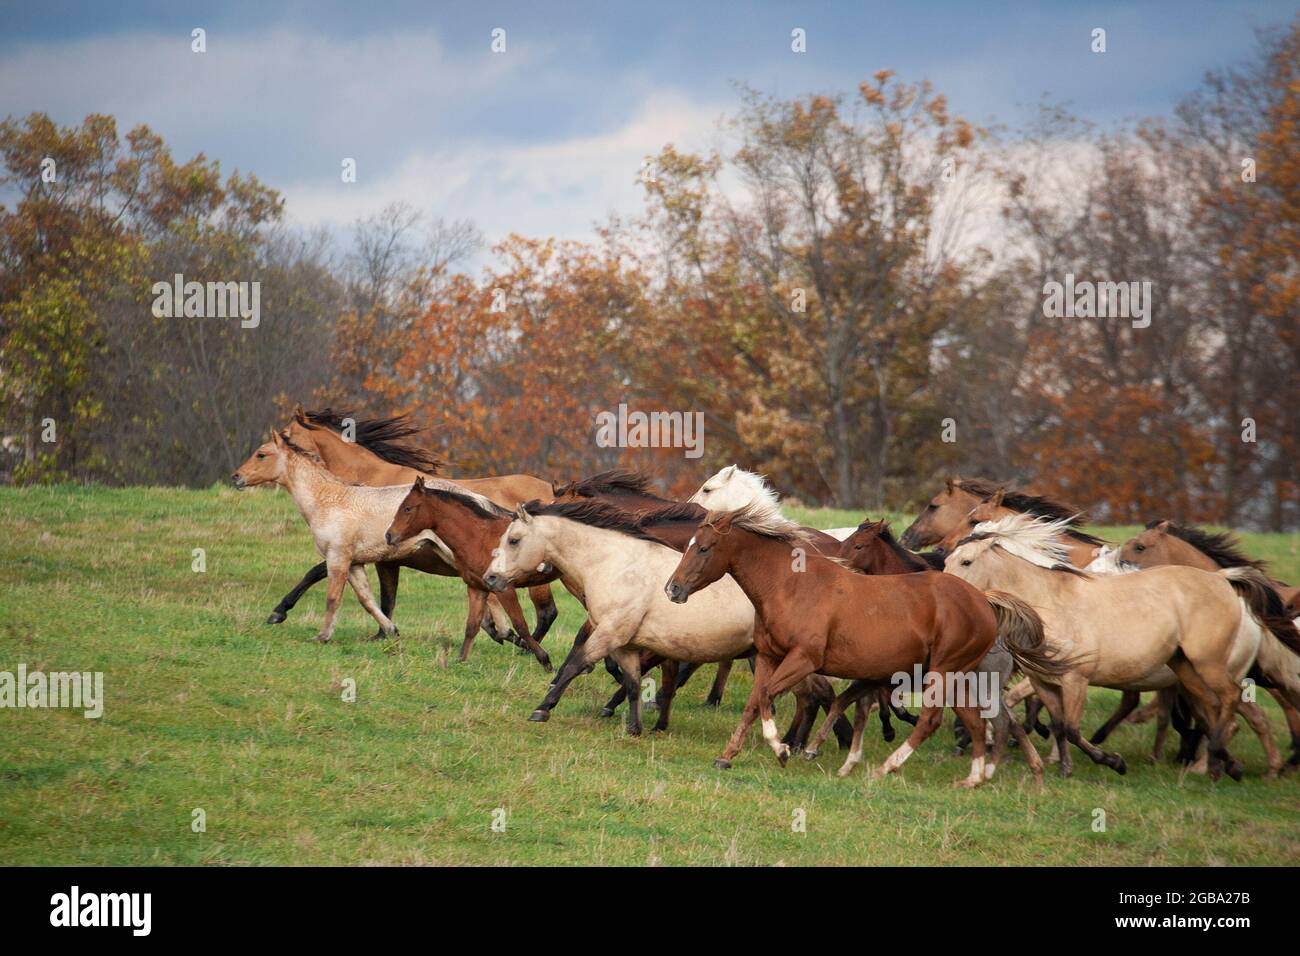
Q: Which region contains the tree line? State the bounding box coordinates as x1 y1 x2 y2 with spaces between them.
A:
2 20 1295 528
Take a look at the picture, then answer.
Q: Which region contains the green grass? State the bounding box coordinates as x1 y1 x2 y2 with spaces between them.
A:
1 485 1297 866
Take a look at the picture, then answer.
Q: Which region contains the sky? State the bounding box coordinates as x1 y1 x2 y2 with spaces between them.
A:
1 1 1293 246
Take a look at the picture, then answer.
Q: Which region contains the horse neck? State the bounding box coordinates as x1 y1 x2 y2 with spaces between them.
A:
872 542 919 574
424 501 497 564
981 550 1070 605
718 530 797 627
280 454 335 525
314 429 415 485
1163 540 1221 572
537 518 631 597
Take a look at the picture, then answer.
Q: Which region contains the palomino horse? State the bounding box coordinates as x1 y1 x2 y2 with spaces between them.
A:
945 515 1290 780
900 478 1105 567
663 505 1062 786
231 431 553 668
266 405 556 639
482 499 758 737
1118 520 1300 767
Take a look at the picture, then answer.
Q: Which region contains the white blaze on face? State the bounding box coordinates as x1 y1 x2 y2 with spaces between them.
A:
687 536 696 550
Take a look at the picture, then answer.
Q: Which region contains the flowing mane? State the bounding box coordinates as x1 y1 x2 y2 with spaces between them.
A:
297 406 444 474
423 483 511 521
521 498 668 543
957 477 1104 546
710 501 811 546
560 469 667 500
958 513 1087 575
1154 521 1266 570
635 501 707 528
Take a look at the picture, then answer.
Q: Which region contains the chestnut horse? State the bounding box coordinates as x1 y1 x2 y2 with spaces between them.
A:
265 405 555 635
664 505 1062 786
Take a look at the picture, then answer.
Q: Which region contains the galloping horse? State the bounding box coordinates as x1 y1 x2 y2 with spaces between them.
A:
265 405 556 640
1119 520 1300 767
945 515 1291 779
232 431 553 667
664 505 1062 786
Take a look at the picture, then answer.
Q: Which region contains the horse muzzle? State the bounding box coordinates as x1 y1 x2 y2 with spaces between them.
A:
384 531 399 546
483 572 508 593
664 581 689 604
231 473 246 489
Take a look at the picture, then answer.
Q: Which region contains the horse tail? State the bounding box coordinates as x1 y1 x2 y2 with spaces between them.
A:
1221 567 1300 656
984 590 1072 677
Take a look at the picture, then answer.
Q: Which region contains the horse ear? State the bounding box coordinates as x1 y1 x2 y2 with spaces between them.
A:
292 402 306 420
413 476 426 492
722 465 736 479
1153 519 1171 533
271 429 285 447
989 488 1004 508
945 476 956 495
515 505 534 524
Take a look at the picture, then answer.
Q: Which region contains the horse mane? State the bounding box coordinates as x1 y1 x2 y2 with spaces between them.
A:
957 477 1104 546
1152 521 1266 570
563 469 668 500
297 406 444 474
958 513 1086 575
520 498 667 543
710 501 811 546
423 484 511 521
634 502 707 528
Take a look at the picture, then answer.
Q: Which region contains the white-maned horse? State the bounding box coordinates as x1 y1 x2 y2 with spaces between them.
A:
946 514 1286 779
689 465 856 539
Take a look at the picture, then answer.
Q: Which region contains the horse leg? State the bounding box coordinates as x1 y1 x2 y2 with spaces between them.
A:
873 687 945 781
1060 677 1127 775
268 561 327 624
889 690 918 727
609 646 644 736
653 659 679 732
804 680 871 760
1126 696 1161 725
876 687 896 742
952 698 991 788
1266 689 1300 767
1089 690 1141 745
529 620 628 723
1150 686 1175 762
459 588 490 662
673 661 701 692
1167 657 1242 782
706 660 734 707
782 679 813 748
1237 699 1284 779
759 650 819 766
1031 681 1072 777
1005 702 1045 782
715 655 776 769
497 587 552 671
366 561 400 641
313 555 351 644
527 585 558 645
836 702 872 778
348 565 397 639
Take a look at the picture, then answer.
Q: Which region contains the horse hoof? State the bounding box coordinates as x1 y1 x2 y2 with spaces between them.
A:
882 729 896 742
538 658 553 673
311 634 330 644
1226 760 1244 782
953 777 980 789
528 709 550 722
266 611 287 625
598 707 616 718
713 758 732 770
802 749 818 761
776 745 790 767
1112 756 1127 776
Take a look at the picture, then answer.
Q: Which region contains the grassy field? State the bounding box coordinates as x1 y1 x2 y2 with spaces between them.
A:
1 484 1297 866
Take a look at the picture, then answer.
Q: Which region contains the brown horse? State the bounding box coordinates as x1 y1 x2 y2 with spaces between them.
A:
901 478 1105 567
1120 520 1300 767
665 505 1061 785
265 405 556 640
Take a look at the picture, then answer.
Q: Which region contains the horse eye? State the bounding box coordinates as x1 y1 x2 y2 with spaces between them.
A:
256 453 265 459
508 537 521 546
1134 544 1145 552
403 506 411 513
961 559 972 566
854 544 863 550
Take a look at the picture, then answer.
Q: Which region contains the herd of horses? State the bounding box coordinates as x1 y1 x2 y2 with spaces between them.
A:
231 406 1300 787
